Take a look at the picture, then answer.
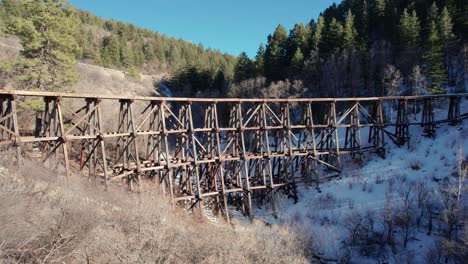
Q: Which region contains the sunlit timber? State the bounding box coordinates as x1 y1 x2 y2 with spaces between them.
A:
0 90 466 223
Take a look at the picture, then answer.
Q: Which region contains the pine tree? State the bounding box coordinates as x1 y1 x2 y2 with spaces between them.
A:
438 6 456 85
375 0 386 17
102 34 121 67
287 23 308 60
83 29 100 61
120 42 134 67
399 9 421 50
2 0 80 91
423 21 446 94
212 70 226 93
343 9 358 49
321 18 343 53
439 7 455 49
310 15 325 52
255 43 265 76
234 52 255 82
289 48 304 77
264 24 288 81
427 2 439 23
356 0 369 49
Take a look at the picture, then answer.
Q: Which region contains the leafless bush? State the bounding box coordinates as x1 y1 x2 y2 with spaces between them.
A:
424 241 444 264
408 159 422 171
0 159 311 263
392 248 415 264
395 184 415 248
375 176 384 184
227 77 306 99
343 211 384 257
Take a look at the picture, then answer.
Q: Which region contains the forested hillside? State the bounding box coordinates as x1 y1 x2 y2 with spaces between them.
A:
0 0 466 98
0 0 236 92
229 0 467 98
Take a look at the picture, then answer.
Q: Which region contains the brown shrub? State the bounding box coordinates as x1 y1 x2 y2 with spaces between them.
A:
0 159 311 263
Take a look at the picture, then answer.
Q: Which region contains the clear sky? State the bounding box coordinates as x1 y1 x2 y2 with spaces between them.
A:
70 0 337 58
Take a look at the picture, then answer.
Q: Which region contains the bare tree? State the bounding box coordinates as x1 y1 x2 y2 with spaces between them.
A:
395 184 414 248
382 191 395 250
412 181 429 228
383 64 402 96
425 241 443 264
409 65 427 96
425 191 441 236
409 65 427 114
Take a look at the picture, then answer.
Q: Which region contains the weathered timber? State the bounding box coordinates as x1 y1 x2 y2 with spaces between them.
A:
0 90 466 222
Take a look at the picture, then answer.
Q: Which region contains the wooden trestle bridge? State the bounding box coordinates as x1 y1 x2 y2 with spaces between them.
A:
0 90 466 222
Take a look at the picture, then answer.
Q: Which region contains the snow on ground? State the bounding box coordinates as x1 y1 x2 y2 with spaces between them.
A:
253 98 467 263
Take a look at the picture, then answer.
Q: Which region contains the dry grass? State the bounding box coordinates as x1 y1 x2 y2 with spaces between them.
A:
0 159 311 263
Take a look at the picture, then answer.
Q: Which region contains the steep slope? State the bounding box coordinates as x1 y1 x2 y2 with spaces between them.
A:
255 100 467 263
0 36 163 97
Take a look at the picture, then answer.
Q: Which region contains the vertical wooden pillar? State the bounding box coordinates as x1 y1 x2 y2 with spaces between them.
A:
237 102 253 219
368 100 386 157
447 96 461 125
421 98 435 137
395 99 410 147
344 102 363 162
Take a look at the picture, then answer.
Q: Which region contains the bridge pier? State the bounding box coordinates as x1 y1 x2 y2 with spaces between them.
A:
368 100 386 158
422 98 435 137
0 95 21 165
448 96 461 125
395 99 410 147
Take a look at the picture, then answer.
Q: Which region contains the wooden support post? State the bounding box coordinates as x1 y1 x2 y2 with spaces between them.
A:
344 102 363 162
395 99 410 147
55 97 71 180
421 98 435 137
237 103 253 219
447 96 461 125
368 100 386 158
10 96 22 166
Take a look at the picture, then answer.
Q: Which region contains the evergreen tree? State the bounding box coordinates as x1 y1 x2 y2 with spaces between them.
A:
2 0 80 91
289 48 304 77
439 7 455 48
427 2 439 23
120 42 134 68
423 21 446 94
255 43 265 76
310 15 325 52
343 9 358 49
287 23 308 60
234 52 255 82
375 0 386 17
356 0 369 49
83 29 100 61
102 34 121 67
264 24 288 81
438 6 456 85
212 70 226 93
321 18 343 53
399 9 421 50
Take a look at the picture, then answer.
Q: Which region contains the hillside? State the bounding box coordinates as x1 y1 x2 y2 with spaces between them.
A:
228 0 467 99
0 158 311 263
253 100 468 263
0 0 236 95
0 36 162 97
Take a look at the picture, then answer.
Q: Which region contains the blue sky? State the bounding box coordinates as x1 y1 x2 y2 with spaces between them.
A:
70 0 337 58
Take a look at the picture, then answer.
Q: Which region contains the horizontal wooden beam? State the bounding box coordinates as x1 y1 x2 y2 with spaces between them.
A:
0 89 467 103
